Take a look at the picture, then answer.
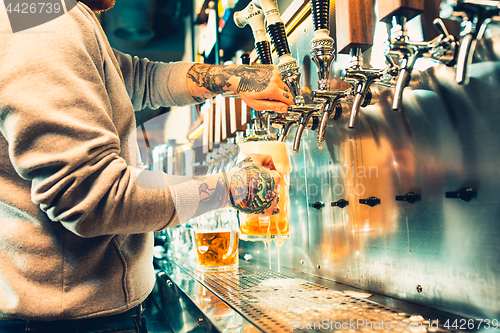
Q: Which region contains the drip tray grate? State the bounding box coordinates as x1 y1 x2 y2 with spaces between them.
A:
175 261 450 333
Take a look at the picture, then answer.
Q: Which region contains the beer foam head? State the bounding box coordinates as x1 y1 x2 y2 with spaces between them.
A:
237 141 292 174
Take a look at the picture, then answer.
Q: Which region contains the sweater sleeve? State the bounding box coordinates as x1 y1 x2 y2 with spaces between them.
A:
113 49 199 111
0 3 198 237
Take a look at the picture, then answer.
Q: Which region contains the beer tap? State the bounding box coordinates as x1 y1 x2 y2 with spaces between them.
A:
309 0 335 91
288 104 322 152
335 0 394 128
313 89 349 148
440 0 500 84
308 0 345 150
234 2 275 141
340 48 393 128
284 0 339 153
272 112 319 144
253 0 305 105
381 0 458 110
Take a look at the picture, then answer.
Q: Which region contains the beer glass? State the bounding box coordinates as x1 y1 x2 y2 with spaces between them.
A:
236 141 291 241
195 209 239 272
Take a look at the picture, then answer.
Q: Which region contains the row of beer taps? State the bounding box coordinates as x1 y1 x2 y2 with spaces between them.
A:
231 0 500 153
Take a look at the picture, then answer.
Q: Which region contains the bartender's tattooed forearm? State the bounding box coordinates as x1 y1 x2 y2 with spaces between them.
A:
187 64 232 97
187 64 274 100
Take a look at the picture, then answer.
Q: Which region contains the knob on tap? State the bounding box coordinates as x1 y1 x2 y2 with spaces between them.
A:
359 196 381 207
445 187 477 202
440 0 500 84
253 0 305 105
309 0 335 91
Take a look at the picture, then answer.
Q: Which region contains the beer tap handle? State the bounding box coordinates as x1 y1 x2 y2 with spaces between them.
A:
335 0 374 55
378 0 424 26
440 0 500 84
235 2 276 140
309 0 335 91
234 2 273 65
254 0 305 105
379 0 424 111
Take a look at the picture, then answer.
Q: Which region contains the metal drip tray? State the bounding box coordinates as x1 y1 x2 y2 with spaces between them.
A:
157 258 465 333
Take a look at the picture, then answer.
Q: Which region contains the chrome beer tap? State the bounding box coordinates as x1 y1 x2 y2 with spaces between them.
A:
272 112 319 144
253 0 305 105
287 104 322 152
440 0 500 84
308 0 344 150
284 0 338 153
313 89 350 149
383 4 459 110
340 48 396 128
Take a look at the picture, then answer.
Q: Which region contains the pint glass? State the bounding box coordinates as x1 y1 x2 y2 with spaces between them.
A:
236 141 291 241
195 209 239 272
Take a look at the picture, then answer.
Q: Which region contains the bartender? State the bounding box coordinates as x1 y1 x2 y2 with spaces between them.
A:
0 0 293 332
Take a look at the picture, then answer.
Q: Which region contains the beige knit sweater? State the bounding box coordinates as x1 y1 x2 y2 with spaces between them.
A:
0 0 199 319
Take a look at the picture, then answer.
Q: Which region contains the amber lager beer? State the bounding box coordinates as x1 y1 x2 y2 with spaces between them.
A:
195 209 239 272
237 141 291 241
195 230 239 271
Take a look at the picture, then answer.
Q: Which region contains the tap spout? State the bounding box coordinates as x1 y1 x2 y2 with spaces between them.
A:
288 104 321 152
341 66 383 128
313 90 349 145
440 0 499 84
277 118 298 142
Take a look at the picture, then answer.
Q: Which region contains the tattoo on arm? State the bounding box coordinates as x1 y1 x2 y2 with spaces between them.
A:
187 64 233 100
187 64 274 100
229 160 277 215
234 65 273 93
193 156 278 216
195 175 231 216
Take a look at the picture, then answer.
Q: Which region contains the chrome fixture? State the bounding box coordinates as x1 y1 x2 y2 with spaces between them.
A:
440 0 500 84
385 15 458 110
340 48 397 128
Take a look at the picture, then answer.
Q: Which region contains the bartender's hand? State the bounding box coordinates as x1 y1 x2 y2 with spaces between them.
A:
225 154 281 216
187 63 293 113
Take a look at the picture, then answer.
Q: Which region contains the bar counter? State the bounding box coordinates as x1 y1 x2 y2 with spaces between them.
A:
151 249 471 333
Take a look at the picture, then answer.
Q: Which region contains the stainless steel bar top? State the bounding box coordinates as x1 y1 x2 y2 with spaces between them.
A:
153 254 473 333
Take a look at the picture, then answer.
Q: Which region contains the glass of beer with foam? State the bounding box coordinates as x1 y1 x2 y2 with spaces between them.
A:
236 141 291 242
195 208 239 272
